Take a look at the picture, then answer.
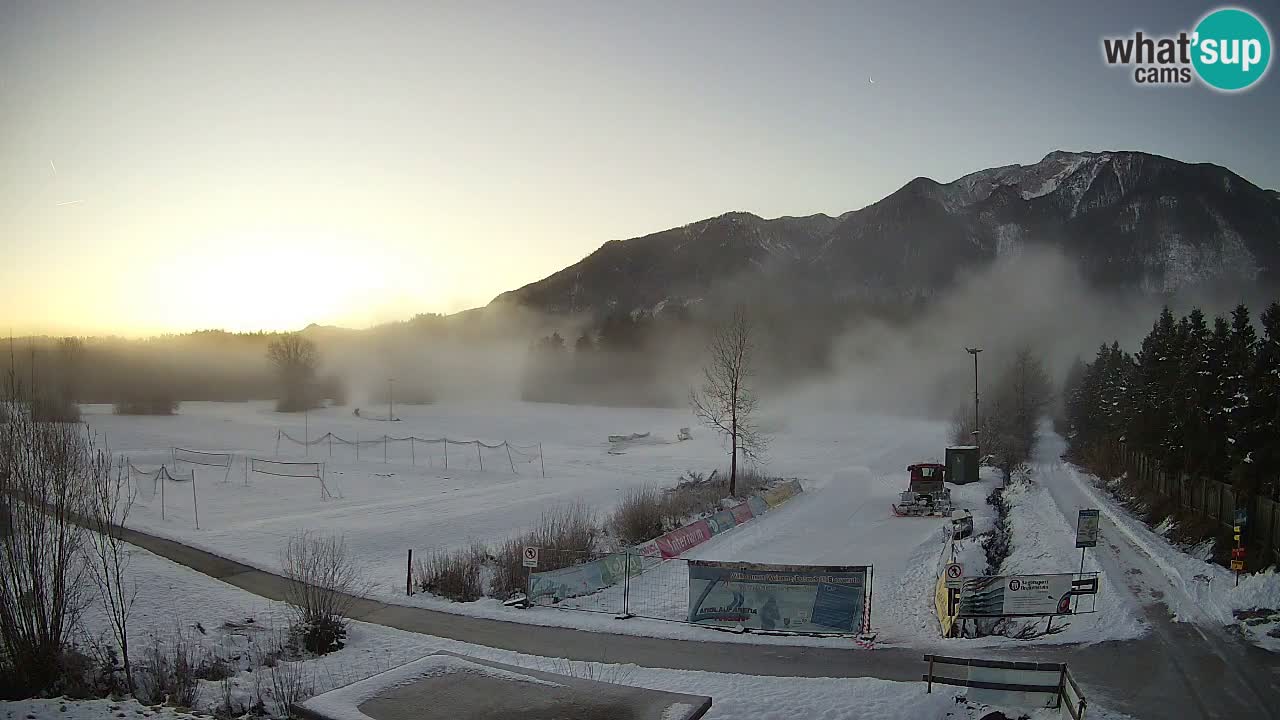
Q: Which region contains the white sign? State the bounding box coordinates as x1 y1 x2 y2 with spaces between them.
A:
945 562 964 589
1003 575 1073 615
522 546 539 568
1075 509 1100 548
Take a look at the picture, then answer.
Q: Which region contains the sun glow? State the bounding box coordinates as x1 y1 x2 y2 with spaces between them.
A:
148 230 391 333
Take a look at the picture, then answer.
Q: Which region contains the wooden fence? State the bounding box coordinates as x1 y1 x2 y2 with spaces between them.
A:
1113 439 1280 565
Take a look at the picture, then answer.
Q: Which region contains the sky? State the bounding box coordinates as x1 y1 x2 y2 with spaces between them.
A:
2 0 1279 336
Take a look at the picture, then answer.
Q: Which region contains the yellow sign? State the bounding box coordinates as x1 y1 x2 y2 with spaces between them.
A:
1231 560 1245 571
1234 533 1241 541
935 575 957 637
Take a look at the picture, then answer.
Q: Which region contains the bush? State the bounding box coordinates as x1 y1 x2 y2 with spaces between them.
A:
414 544 485 602
490 502 598 598
114 387 179 415
280 532 366 655
611 486 666 545
30 390 80 423
134 633 203 708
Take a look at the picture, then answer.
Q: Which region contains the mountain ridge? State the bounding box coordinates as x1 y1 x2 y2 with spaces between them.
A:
491 150 1280 316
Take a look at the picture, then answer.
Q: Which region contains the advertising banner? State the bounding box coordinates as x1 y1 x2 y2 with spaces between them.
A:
656 519 713 558
687 560 869 633
957 574 1075 617
529 552 645 603
729 501 754 525
529 561 606 603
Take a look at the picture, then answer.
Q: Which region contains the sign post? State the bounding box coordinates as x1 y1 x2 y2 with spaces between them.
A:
522 546 539 608
1232 508 1247 585
945 562 964 589
1074 509 1099 612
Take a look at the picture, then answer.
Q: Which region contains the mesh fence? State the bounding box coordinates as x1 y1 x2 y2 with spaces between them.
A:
527 549 679 619
248 457 336 500
275 429 545 476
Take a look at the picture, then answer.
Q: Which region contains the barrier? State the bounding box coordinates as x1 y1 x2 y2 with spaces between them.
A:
687 560 872 634
521 481 877 636
248 457 336 500
924 655 1087 719
276 429 545 477
171 447 233 482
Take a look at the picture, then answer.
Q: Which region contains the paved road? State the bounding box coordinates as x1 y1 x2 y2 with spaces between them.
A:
116 489 1280 720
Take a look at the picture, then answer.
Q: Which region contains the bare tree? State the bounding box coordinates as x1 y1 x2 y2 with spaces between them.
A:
267 334 320 412
690 307 767 496
0 398 95 693
85 449 138 692
280 532 365 654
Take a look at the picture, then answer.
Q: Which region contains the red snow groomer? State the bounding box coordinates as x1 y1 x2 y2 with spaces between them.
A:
891 463 954 517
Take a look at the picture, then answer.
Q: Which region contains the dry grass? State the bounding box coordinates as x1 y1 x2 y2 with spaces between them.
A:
490 501 598 598
414 544 486 602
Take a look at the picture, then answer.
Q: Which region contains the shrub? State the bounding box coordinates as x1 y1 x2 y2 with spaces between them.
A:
268 659 314 718
414 544 485 602
113 386 179 415
134 632 203 708
611 486 666 545
30 390 80 423
280 532 366 655
490 502 599 598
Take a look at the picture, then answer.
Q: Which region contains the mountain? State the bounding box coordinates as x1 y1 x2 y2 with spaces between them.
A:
491 151 1280 316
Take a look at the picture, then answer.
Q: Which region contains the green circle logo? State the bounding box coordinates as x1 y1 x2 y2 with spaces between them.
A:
1192 8 1272 91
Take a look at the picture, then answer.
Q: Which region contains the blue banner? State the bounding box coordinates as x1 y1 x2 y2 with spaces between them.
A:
687 560 869 634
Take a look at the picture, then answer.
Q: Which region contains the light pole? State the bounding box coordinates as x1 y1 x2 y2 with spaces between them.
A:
388 378 394 421
965 347 982 451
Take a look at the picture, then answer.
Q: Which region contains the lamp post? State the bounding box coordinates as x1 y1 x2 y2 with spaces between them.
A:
965 347 982 452
388 378 394 422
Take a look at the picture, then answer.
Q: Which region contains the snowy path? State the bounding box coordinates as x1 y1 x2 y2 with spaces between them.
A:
1032 430 1280 718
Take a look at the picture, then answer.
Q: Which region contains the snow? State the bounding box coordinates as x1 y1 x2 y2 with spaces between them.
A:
70 400 1162 651
1034 427 1280 651
86 401 972 645
298 654 561 720
1 698 201 720
39 542 1137 720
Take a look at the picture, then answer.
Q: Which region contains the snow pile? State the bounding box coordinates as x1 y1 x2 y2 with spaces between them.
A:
1059 460 1280 648
298 653 561 720
994 475 1145 644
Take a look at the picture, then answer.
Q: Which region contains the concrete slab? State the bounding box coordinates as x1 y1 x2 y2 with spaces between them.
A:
297 651 711 720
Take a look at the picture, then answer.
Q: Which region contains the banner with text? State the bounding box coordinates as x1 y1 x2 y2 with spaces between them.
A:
687 560 870 634
957 574 1075 618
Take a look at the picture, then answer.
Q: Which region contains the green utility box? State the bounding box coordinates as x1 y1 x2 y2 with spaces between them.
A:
945 446 980 485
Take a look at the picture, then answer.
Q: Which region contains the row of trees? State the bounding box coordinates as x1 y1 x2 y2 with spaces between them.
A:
952 348 1054 483
521 311 685 407
1062 303 1280 498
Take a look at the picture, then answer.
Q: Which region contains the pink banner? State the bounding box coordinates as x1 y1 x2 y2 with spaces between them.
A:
730 501 754 525
656 519 713 558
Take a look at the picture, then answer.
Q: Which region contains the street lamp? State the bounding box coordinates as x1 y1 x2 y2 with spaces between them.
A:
965 347 982 451
388 378 395 422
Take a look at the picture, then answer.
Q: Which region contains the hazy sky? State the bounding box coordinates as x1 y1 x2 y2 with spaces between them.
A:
3 1 1278 336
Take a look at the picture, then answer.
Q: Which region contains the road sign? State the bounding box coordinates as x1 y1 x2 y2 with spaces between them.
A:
945 562 964 589
1235 508 1248 526
1075 509 1100 548
1232 547 1246 560
522 546 539 568
1231 560 1245 571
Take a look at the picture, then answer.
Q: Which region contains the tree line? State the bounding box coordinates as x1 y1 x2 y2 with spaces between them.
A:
1062 302 1280 499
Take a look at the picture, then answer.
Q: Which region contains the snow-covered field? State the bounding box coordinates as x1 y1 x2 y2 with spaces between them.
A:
74 400 1159 648
84 401 979 640
21 540 1133 720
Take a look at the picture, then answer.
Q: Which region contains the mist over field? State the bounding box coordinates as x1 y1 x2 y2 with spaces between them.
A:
6 244 1257 426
